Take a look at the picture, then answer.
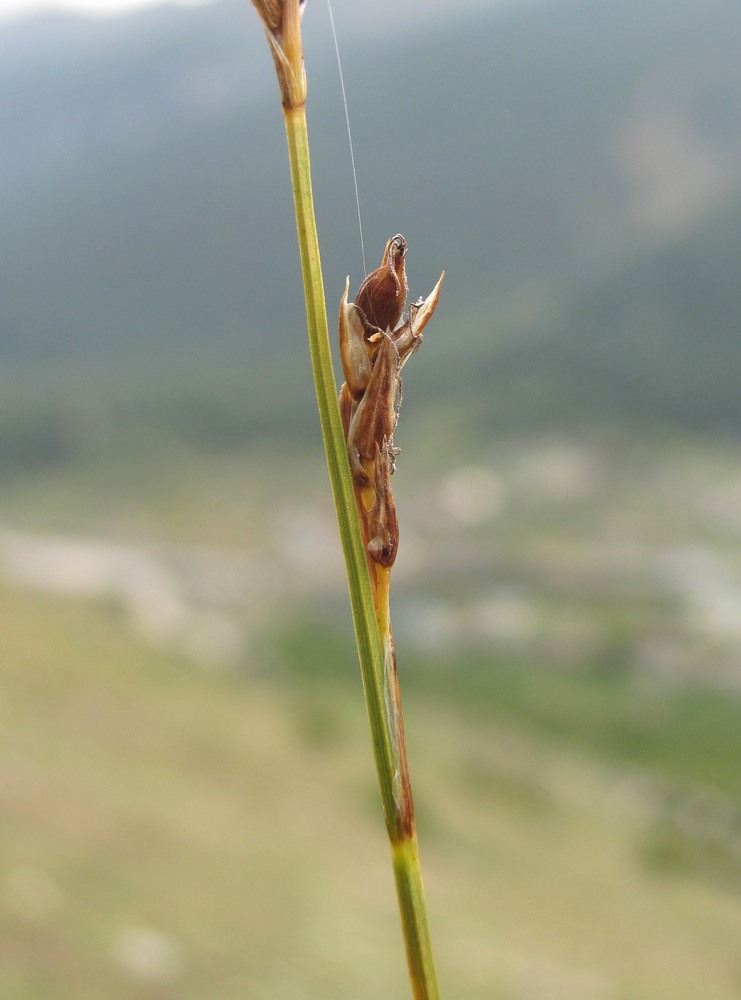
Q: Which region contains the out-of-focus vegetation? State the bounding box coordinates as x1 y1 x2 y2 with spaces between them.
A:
4 433 741 997
3 0 741 995
3 573 741 1000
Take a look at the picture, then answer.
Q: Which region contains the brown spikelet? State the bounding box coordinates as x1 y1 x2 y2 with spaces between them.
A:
355 234 408 333
339 236 444 566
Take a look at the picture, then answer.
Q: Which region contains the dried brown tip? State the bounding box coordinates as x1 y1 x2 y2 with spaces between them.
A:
251 0 281 30
251 0 307 109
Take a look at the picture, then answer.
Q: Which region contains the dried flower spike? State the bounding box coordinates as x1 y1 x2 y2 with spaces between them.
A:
339 236 444 562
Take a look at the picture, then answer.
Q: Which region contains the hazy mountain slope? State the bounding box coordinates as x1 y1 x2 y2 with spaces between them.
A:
1 0 741 438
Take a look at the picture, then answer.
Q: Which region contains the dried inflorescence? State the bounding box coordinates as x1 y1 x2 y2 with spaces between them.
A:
339 236 444 567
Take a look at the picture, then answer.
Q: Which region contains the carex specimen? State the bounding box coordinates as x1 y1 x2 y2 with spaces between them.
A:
250 1 445 995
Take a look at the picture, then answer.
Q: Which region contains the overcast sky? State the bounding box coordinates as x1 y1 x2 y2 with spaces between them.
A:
0 0 519 27
0 0 204 21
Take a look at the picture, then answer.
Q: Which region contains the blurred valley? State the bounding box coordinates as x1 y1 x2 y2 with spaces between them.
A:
3 0 741 997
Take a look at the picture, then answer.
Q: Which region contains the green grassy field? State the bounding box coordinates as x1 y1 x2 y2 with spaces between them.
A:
2 575 741 999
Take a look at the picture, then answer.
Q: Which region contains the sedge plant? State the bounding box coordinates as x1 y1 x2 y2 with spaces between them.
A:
250 2 444 996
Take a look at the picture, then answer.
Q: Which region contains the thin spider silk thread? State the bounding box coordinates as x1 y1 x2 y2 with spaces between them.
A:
326 0 367 277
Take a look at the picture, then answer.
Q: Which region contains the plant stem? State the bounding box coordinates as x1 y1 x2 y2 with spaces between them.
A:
250 0 440 988
375 564 439 998
283 106 397 823
283 103 440 999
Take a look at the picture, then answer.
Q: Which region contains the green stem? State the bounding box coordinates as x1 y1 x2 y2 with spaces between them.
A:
283 106 396 821
393 836 439 1000
376 566 439 998
282 105 440 998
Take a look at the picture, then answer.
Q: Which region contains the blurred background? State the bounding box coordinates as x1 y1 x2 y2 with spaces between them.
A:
3 0 741 995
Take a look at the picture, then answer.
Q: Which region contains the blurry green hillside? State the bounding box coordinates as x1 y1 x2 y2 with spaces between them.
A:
3 558 741 999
